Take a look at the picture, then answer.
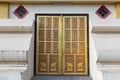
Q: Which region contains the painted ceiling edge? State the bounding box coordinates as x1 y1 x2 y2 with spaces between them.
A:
0 0 120 4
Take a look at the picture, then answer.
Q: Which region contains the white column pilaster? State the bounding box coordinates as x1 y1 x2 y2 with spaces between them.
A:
92 19 120 80
0 19 33 80
0 62 27 80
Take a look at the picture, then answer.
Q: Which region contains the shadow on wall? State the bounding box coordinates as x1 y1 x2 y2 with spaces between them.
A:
22 27 34 80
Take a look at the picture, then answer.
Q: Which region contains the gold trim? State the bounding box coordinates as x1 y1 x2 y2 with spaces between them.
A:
115 4 120 18
0 0 119 4
0 3 8 18
84 16 88 75
60 15 63 74
36 16 39 74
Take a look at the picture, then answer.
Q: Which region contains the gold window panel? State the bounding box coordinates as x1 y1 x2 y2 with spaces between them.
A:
35 14 89 75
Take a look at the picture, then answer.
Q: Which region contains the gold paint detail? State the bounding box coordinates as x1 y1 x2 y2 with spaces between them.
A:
0 3 8 18
116 4 120 18
36 15 88 75
62 16 88 75
36 16 61 75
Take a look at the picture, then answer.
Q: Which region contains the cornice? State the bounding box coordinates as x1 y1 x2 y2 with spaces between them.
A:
0 0 119 4
0 19 33 33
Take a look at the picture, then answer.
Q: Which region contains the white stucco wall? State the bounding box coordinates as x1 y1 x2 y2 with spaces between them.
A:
0 19 33 50
9 4 115 21
0 71 21 80
7 4 116 80
22 32 34 80
0 19 33 80
0 33 31 50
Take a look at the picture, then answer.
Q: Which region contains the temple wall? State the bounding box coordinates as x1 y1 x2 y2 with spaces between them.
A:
0 4 118 80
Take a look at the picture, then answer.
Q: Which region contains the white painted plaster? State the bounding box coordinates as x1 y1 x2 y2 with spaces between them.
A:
103 72 120 80
9 4 114 80
91 11 120 80
0 71 21 80
90 22 103 80
0 33 31 50
4 3 119 80
22 28 34 80
0 19 33 80
9 4 115 23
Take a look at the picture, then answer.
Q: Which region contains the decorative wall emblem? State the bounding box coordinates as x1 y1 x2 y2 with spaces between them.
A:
13 5 29 19
96 5 111 19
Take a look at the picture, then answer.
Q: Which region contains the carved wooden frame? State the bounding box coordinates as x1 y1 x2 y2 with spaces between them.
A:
34 14 89 76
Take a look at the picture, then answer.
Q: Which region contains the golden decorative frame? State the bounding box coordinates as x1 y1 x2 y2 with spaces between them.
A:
35 14 89 76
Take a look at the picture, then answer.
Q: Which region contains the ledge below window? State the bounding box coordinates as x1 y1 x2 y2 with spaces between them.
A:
0 19 33 33
92 20 120 33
